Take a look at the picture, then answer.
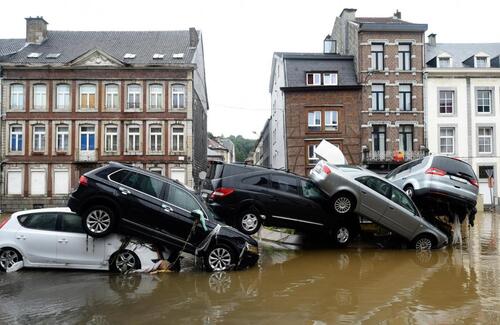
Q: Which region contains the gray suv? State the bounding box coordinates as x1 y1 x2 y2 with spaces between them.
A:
309 160 448 249
385 156 478 226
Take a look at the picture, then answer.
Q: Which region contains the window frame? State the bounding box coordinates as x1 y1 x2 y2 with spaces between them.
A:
171 84 186 109
104 124 119 153
439 126 455 155
32 124 46 152
478 126 494 154
127 84 142 110
79 84 97 110
149 84 164 110
55 84 71 111
307 111 322 131
80 125 96 151
32 84 47 110
476 89 492 114
398 124 413 152
372 125 386 153
371 84 385 111
439 90 455 115
398 84 412 111
398 43 411 71
9 124 23 153
149 125 163 153
10 84 25 110
55 124 69 152
371 43 384 70
126 124 141 153
324 111 338 131
171 125 185 152
105 84 119 110
307 144 319 164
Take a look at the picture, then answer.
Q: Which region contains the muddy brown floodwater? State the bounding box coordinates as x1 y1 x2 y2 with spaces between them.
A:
1 212 500 324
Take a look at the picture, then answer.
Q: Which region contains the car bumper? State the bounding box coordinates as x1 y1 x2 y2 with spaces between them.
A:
208 202 237 224
67 195 81 214
414 187 477 207
238 251 259 269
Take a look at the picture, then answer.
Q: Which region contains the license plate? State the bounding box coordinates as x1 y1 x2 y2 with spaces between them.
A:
450 175 467 184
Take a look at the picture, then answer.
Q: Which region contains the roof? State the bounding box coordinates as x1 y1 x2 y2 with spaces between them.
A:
354 16 427 32
207 138 227 151
0 39 26 56
272 52 358 89
217 138 235 152
0 30 199 65
426 43 500 68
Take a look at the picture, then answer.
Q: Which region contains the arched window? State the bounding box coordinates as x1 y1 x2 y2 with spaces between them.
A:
56 84 70 110
80 84 96 109
10 84 24 110
127 84 141 109
149 84 163 109
33 84 47 110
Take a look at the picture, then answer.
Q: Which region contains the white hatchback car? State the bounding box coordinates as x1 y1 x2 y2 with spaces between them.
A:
0 208 157 272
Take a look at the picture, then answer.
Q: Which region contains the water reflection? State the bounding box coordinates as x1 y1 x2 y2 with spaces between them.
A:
0 213 499 324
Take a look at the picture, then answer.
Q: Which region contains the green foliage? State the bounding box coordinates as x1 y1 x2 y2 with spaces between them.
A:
227 135 256 162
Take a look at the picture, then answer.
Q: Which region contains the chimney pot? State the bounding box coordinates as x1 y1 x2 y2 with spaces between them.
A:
189 27 198 47
393 10 401 19
428 33 437 46
25 16 48 44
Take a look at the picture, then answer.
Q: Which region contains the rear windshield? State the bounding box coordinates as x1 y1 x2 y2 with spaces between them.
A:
432 157 477 180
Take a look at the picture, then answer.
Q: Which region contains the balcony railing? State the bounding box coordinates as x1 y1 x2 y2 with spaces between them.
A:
363 150 426 164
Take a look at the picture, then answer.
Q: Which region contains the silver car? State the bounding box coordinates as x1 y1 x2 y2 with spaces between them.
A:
385 155 478 224
309 160 448 249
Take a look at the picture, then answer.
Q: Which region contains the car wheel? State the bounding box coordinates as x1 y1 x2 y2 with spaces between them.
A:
0 248 22 272
204 244 235 272
332 224 352 247
404 185 415 198
110 250 141 273
412 234 434 250
82 205 116 238
332 193 355 215
237 209 261 235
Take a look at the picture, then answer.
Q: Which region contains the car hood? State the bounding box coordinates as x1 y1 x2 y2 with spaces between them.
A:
314 140 347 165
215 223 258 246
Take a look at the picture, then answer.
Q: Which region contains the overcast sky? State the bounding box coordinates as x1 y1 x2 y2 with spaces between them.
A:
0 0 498 139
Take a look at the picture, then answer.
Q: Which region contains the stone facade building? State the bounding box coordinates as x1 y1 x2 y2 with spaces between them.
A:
269 52 361 176
331 9 428 172
0 17 208 211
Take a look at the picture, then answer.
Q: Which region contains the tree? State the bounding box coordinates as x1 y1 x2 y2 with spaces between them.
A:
228 135 256 162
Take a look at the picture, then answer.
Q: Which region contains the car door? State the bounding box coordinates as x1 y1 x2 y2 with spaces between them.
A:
298 179 328 228
382 186 421 239
354 176 392 222
15 212 60 265
56 212 106 266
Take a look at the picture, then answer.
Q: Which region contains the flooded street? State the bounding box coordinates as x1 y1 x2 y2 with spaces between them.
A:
1 212 500 324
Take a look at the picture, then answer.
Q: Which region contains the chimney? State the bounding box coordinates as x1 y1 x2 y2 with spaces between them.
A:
428 33 437 46
26 16 48 44
340 8 357 21
189 27 199 47
393 10 401 19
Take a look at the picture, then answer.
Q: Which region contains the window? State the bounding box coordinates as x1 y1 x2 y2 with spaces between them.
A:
149 168 163 175
308 144 319 164
33 84 47 110
105 84 119 109
170 168 186 185
121 172 164 198
172 126 184 151
371 84 385 111
33 125 46 152
56 84 70 110
172 84 185 109
7 170 22 195
306 73 338 86
149 84 163 109
372 125 386 153
325 111 338 131
30 169 46 195
80 126 95 151
56 125 69 152
478 127 493 154
54 169 69 195
322 73 338 85
127 125 141 152
398 125 413 152
167 185 200 212
371 43 384 70
61 213 84 233
306 73 321 85
10 84 24 110
308 111 321 131
18 213 57 231
300 180 323 200
439 127 455 154
477 90 492 113
10 125 23 152
398 43 411 70
270 174 299 195
439 90 454 114
356 176 391 198
149 125 162 152
438 57 451 68
104 125 118 152
127 84 141 109
109 170 130 183
478 166 494 179
476 56 488 68
390 188 417 215
243 174 269 187
80 84 96 109
399 84 412 111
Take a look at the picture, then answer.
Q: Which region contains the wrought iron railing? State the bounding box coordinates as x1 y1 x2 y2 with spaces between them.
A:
363 150 426 163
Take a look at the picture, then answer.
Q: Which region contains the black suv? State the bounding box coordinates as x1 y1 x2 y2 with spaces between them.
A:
202 162 360 246
67 162 259 272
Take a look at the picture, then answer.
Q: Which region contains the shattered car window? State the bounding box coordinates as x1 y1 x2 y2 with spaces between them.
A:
300 180 323 200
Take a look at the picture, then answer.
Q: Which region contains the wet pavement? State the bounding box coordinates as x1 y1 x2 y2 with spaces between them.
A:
1 212 500 324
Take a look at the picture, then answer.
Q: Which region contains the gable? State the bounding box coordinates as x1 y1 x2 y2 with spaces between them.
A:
70 49 124 67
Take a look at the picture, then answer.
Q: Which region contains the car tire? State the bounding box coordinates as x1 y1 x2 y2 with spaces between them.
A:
331 224 352 248
236 208 262 235
0 248 22 272
332 193 355 215
404 185 415 198
110 250 141 273
411 234 434 250
82 205 116 238
204 243 235 272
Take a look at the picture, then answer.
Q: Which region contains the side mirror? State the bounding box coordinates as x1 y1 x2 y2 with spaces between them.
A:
199 171 207 181
191 209 208 231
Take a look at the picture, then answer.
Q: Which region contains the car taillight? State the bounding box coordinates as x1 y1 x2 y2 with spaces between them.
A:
470 178 479 187
425 167 446 176
322 165 332 175
0 217 10 229
210 187 235 200
79 175 88 186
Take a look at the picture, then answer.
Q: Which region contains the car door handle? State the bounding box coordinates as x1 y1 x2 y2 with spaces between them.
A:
16 235 26 240
388 206 394 210
361 190 367 194
119 187 131 195
162 204 173 212
58 239 68 243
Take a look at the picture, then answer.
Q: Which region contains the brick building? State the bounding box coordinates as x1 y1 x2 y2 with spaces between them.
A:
269 52 361 175
331 9 428 172
0 17 208 211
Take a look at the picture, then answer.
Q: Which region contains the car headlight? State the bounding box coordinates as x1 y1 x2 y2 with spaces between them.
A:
245 242 259 254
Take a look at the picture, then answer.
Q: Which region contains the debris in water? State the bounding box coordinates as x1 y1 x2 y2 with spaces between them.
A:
452 215 462 246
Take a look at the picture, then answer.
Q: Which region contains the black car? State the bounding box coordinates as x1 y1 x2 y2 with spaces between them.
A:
67 162 259 272
202 162 360 246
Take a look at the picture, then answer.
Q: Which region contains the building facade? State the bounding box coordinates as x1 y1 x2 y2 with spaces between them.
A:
270 52 361 176
425 37 500 205
331 9 428 172
252 118 271 167
0 17 208 211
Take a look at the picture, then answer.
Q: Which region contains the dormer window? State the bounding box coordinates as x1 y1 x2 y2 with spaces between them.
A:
27 52 42 58
475 56 489 68
438 57 451 68
306 72 338 86
123 53 136 59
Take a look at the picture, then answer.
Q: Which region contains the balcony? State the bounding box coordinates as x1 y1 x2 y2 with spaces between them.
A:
363 150 426 164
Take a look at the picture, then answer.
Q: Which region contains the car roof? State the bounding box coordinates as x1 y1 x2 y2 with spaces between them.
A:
11 207 73 218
